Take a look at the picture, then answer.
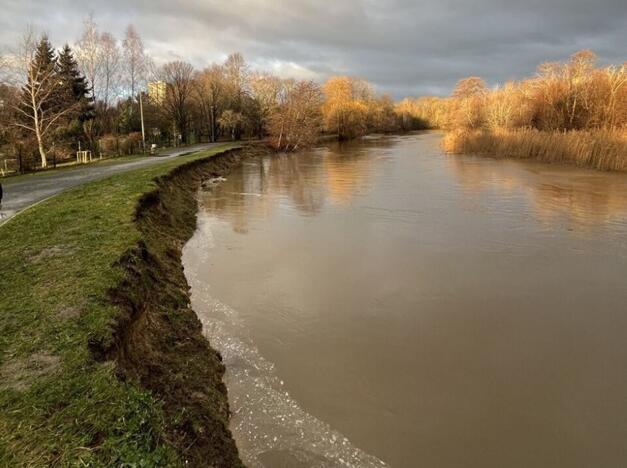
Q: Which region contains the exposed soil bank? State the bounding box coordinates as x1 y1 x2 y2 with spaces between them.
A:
95 146 269 466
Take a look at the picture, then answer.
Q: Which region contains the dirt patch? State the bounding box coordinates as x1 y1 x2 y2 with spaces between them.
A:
0 352 61 392
29 245 75 264
57 305 83 320
91 145 273 467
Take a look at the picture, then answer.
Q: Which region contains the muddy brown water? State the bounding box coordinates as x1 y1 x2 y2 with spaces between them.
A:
183 132 627 468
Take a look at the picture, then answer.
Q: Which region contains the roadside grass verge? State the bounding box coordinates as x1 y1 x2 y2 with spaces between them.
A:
443 128 627 171
0 143 239 466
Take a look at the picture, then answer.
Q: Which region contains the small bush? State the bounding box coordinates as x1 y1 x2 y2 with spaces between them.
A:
100 133 144 156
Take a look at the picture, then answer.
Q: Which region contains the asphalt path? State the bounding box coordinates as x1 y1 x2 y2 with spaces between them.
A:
0 143 222 224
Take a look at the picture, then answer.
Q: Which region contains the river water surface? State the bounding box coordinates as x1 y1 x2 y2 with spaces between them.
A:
183 132 627 467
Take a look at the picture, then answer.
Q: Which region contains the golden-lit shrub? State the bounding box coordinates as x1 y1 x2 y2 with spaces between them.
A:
268 80 323 151
484 82 533 130
367 95 400 133
449 77 487 129
438 50 626 170
395 97 449 130
322 76 402 138
322 76 370 140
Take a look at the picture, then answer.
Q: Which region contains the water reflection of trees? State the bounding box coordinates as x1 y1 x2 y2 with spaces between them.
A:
200 140 390 233
447 156 627 229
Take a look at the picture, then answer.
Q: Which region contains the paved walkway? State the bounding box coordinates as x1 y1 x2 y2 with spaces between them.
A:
0 143 222 224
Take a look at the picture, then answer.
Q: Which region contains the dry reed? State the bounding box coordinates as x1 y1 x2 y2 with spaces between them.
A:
442 128 627 171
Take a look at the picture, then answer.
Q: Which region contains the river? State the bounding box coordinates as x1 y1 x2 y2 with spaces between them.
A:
182 132 627 467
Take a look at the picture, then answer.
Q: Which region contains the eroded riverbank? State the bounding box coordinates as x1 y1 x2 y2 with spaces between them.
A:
100 148 256 466
0 144 259 466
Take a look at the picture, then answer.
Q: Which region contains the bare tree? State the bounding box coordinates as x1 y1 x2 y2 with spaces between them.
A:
122 25 148 99
250 72 282 136
0 51 9 82
223 53 249 112
76 14 102 102
160 61 195 143
321 76 369 139
218 109 243 141
10 30 78 168
194 64 227 142
269 79 322 151
604 63 627 129
451 77 487 129
99 32 120 107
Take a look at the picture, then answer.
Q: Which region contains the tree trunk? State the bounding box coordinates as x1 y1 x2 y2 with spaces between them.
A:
31 90 47 168
211 107 216 142
36 131 47 168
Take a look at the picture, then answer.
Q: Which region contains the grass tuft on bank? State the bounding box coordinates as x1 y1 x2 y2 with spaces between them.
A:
443 128 627 171
0 144 239 466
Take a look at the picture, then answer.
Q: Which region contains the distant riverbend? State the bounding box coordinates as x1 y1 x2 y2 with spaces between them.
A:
184 132 627 467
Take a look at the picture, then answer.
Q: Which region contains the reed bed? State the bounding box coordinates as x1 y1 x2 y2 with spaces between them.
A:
442 128 627 171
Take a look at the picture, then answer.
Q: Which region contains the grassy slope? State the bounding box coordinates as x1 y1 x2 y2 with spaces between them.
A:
0 144 238 466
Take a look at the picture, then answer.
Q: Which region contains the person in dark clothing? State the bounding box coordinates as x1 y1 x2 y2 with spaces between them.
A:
0 182 3 208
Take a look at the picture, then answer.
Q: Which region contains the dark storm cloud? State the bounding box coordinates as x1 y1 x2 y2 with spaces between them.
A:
0 0 625 97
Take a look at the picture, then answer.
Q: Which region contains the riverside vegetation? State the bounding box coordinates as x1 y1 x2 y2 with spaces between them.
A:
397 50 627 170
0 144 255 466
0 20 410 174
2 16 623 174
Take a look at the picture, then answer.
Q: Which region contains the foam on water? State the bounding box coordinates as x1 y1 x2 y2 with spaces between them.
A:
183 212 387 468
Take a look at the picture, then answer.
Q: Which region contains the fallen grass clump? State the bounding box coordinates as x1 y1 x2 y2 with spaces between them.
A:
442 128 627 171
0 144 243 466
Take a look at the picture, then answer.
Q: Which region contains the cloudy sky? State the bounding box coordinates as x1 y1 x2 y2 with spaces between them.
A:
0 0 625 97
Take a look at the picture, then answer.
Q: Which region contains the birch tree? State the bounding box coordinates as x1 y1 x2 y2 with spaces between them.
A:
99 32 120 107
76 15 101 102
12 31 77 168
122 25 148 99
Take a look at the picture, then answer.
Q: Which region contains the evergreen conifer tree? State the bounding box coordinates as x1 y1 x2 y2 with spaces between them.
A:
27 36 58 114
33 36 56 75
57 44 95 123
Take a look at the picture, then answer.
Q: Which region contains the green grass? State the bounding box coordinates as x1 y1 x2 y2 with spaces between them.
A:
0 143 238 466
